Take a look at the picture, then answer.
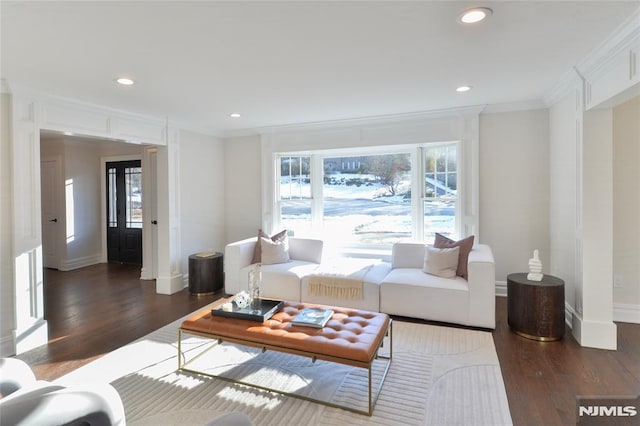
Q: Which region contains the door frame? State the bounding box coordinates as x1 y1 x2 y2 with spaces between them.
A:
142 147 158 280
101 150 158 279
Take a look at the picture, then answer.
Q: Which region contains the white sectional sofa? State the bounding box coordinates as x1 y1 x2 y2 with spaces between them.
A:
224 236 496 329
380 242 495 329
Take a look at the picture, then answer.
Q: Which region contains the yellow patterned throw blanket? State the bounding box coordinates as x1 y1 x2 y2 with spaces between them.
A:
307 258 377 300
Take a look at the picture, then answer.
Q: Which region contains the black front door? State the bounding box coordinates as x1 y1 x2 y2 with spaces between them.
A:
106 160 143 264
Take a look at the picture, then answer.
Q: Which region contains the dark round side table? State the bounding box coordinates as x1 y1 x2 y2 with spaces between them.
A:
507 273 565 341
188 252 223 296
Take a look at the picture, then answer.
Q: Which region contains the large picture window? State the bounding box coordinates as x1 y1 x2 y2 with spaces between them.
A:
276 142 459 251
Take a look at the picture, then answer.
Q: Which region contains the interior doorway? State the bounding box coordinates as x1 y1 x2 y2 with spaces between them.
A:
106 160 143 265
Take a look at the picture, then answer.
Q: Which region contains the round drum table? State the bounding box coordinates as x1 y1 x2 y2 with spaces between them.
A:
188 252 223 296
507 273 565 341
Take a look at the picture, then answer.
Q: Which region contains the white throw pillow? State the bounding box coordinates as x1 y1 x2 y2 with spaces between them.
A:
260 236 291 265
422 246 460 278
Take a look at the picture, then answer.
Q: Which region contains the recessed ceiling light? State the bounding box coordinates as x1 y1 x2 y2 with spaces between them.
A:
230 113 241 118
115 77 135 86
456 85 472 92
459 7 492 24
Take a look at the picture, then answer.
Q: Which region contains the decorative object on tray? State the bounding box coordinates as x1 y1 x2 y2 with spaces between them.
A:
249 263 262 313
233 291 251 309
291 307 334 328
527 249 543 281
211 297 284 322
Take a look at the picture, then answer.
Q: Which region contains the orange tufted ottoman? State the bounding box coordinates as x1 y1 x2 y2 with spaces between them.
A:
178 299 392 415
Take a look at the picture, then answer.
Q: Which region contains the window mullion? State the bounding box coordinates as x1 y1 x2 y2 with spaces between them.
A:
310 155 323 236
455 142 463 238
412 148 423 241
274 155 283 231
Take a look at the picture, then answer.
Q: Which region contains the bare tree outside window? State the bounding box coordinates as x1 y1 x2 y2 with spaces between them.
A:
366 154 411 196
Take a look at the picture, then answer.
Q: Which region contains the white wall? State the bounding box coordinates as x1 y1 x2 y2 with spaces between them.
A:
179 130 226 277
223 134 263 244
63 143 102 267
479 109 550 286
1 93 15 356
613 96 640 317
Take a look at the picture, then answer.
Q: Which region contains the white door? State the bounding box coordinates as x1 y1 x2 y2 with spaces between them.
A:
149 150 158 278
41 158 61 269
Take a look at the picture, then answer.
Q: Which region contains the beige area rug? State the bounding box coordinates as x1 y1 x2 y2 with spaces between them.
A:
56 304 513 426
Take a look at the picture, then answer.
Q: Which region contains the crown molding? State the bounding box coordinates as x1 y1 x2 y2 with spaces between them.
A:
543 68 583 107
225 100 556 139
543 6 640 107
481 99 547 114
168 120 222 139
223 104 487 139
576 6 640 80
5 81 221 139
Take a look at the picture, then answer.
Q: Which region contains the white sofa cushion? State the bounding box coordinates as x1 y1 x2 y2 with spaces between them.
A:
391 242 426 268
382 268 469 291
288 238 323 264
380 268 469 324
242 260 319 301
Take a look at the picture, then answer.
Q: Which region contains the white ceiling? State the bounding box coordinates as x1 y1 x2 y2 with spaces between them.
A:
2 1 638 135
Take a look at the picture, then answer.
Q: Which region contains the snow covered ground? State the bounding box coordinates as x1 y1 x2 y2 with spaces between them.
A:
280 173 454 245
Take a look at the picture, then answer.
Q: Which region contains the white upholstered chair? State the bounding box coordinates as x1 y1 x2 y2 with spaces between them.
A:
0 357 126 426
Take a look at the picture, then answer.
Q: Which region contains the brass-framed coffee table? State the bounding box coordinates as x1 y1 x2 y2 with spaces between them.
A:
178 299 392 416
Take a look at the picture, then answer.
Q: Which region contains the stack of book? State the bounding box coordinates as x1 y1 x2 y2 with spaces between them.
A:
291 308 334 328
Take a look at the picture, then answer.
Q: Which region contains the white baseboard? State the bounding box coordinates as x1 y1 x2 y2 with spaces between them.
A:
156 273 186 295
59 254 103 271
140 267 158 281
565 302 575 329
614 302 640 324
16 319 48 354
571 314 617 350
495 281 507 297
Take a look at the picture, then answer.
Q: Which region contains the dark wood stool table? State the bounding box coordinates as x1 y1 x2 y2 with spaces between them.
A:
507 273 565 341
188 252 223 296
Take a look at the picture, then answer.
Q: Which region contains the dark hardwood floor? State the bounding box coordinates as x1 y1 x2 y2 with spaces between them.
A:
18 263 221 381
17 263 640 425
494 297 639 425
